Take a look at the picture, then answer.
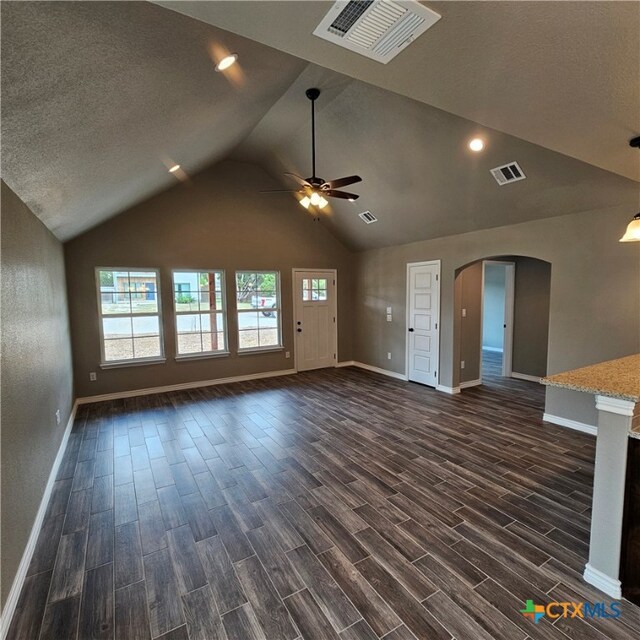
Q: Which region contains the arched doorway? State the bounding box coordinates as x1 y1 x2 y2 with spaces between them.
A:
454 255 551 401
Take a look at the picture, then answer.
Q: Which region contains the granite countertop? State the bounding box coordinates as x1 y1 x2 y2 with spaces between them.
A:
541 353 640 402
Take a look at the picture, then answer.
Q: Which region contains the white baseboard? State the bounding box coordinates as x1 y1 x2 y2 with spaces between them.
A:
77 368 298 404
337 360 408 382
543 412 597 436
511 371 541 383
436 384 461 395
482 346 503 353
583 563 621 599
0 401 78 640
460 379 482 389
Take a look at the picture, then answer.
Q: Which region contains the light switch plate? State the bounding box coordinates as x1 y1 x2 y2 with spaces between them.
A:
386 314 392 322
386 307 392 314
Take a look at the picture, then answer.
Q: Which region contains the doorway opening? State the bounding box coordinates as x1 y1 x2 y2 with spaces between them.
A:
454 256 551 393
481 260 515 381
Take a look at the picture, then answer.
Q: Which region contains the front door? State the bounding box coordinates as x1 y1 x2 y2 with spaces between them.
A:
294 270 336 371
407 261 440 387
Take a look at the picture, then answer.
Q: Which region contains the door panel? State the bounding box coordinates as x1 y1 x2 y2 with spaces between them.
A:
407 262 440 387
294 271 336 371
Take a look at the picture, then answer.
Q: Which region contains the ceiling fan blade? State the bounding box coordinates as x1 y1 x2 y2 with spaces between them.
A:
323 175 362 189
259 189 302 193
284 172 312 187
325 190 359 200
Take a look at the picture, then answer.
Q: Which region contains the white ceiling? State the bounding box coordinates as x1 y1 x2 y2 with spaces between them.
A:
158 0 640 182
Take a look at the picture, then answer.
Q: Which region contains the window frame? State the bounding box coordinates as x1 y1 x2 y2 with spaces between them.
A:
95 267 166 368
172 269 229 360
235 270 283 353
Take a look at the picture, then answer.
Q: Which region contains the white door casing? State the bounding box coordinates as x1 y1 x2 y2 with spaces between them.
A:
406 261 440 387
293 269 337 372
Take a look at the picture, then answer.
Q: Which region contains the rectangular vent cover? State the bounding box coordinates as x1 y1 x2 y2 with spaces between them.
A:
314 0 441 64
359 210 378 224
490 162 526 186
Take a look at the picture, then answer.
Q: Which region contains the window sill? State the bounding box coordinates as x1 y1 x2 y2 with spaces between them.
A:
237 346 284 356
100 357 166 370
175 352 230 362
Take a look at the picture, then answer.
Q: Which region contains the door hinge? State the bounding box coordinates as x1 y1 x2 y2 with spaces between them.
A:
436 274 439 281
333 317 336 323
333 279 336 285
435 322 438 330
434 371 437 376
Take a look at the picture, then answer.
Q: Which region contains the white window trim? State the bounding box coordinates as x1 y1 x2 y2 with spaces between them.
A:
95 267 165 367
236 270 283 352
172 269 229 358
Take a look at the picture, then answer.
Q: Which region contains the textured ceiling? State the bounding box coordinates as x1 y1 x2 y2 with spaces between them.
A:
234 65 637 251
2 1 638 249
0 1 306 240
157 0 640 182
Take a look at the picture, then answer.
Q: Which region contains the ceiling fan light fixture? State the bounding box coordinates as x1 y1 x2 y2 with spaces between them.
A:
300 195 311 209
318 196 328 209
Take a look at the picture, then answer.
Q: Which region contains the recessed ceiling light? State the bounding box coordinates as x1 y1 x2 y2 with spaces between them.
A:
169 164 180 173
468 138 484 152
215 53 238 72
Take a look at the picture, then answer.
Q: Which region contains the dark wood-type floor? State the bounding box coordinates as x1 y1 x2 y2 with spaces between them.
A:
8 354 640 640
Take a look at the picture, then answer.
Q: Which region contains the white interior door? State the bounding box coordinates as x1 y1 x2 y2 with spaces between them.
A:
407 261 440 387
294 270 336 372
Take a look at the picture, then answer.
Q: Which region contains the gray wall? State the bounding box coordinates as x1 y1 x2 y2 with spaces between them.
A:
353 197 640 426
482 263 506 351
65 160 354 398
1 181 74 609
512 257 551 377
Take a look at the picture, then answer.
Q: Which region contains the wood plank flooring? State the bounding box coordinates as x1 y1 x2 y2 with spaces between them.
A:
8 357 640 639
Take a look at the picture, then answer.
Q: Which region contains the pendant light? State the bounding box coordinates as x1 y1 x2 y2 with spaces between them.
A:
620 136 640 242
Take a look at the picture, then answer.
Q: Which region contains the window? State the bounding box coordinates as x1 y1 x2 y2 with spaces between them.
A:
236 271 282 351
302 277 328 301
172 270 227 357
97 269 163 364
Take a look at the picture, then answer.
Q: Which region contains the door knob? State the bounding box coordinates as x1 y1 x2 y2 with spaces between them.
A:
408 328 414 332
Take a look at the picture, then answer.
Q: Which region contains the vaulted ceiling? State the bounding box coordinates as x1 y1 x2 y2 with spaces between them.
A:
2 1 639 248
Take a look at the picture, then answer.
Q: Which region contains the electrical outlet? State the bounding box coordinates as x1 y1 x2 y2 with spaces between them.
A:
386 307 392 314
461 360 465 369
386 314 392 322
387 352 392 360
89 372 97 381
285 351 290 359
55 409 61 425
462 308 467 318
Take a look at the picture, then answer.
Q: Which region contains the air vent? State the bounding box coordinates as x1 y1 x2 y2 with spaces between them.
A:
490 162 526 186
359 210 378 224
313 0 441 64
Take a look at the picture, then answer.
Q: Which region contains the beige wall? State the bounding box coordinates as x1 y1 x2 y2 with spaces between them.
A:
354 195 640 426
0 182 74 608
512 257 551 377
65 160 354 398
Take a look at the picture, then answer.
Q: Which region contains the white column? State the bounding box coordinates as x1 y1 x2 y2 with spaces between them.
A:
583 395 637 598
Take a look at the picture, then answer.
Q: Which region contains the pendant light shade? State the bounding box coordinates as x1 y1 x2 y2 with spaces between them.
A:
620 213 640 242
620 137 640 242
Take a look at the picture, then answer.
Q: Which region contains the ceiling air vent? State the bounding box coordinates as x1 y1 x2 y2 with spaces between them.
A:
313 0 441 64
359 210 378 224
490 162 527 186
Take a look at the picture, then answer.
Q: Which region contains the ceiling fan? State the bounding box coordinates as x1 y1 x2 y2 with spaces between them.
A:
262 88 362 210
